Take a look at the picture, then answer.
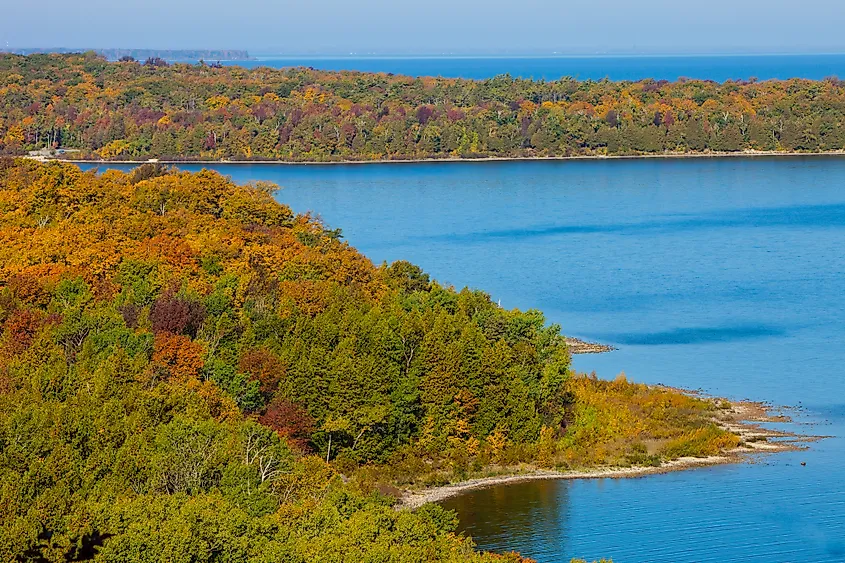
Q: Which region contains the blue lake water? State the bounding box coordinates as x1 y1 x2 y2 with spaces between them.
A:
89 157 845 562
229 53 845 81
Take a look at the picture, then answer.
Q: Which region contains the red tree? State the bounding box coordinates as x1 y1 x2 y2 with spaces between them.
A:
259 397 315 452
150 292 206 337
3 309 43 353
239 347 286 397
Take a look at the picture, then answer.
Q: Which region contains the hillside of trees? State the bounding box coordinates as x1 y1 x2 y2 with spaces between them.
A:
0 159 739 561
1 53 844 161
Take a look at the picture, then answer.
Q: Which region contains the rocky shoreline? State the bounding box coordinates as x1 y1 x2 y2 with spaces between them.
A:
565 337 616 354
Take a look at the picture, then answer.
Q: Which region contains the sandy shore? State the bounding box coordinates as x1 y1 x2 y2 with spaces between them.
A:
399 399 814 510
29 149 845 166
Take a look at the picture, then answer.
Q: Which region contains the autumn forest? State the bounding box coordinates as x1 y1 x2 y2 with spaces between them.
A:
1 52 844 162
0 157 742 561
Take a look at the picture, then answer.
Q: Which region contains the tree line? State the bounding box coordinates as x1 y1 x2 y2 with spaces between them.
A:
1 52 844 162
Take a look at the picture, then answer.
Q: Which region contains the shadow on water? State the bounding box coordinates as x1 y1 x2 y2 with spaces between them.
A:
596 323 787 346
439 480 571 555
416 202 845 244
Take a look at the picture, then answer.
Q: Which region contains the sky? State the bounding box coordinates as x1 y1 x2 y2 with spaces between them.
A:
5 0 845 55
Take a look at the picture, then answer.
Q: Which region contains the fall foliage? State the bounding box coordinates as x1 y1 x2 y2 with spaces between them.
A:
2 53 845 162
0 159 734 561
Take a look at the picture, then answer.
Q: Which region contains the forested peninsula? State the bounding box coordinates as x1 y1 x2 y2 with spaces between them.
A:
1 53 844 162
0 158 776 561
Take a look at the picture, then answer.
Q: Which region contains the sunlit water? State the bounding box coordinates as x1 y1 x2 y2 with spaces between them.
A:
88 157 845 562
228 53 845 81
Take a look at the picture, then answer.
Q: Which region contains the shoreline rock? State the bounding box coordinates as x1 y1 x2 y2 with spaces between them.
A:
565 337 616 354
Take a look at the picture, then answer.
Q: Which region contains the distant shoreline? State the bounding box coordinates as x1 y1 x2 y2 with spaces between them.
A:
5 48 254 61
399 400 817 509
37 149 845 167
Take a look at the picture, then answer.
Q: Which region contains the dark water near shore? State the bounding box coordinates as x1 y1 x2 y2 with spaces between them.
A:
229 53 845 81
88 157 845 562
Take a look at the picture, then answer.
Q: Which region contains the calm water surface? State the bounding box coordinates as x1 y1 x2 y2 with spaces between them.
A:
91 157 845 562
229 54 845 81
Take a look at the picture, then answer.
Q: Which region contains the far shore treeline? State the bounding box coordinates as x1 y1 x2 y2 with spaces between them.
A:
3 48 253 62
1 52 844 162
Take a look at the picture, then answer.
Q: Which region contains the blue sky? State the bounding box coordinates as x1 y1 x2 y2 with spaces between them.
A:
6 0 845 54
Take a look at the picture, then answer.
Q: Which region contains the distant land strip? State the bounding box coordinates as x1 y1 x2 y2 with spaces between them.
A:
2 48 253 61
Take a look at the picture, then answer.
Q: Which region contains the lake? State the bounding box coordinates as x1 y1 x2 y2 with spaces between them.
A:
88 157 845 562
228 53 845 81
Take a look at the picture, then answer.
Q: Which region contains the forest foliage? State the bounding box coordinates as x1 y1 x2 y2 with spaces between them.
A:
2 53 845 161
0 159 735 561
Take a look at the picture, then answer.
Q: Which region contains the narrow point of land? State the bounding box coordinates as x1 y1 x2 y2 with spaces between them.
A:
398 398 815 510
565 337 616 354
